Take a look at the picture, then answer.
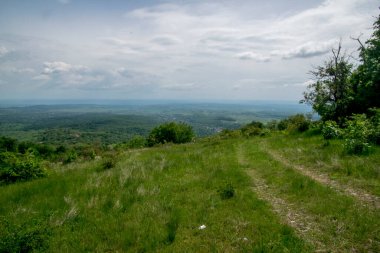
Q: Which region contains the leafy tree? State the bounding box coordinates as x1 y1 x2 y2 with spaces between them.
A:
0 136 17 152
147 122 194 146
351 14 380 112
301 42 353 123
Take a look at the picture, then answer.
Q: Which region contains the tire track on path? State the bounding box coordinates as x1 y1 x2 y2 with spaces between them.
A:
236 144 329 252
260 141 380 209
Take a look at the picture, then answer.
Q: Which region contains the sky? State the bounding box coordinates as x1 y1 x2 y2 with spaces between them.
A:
0 0 378 101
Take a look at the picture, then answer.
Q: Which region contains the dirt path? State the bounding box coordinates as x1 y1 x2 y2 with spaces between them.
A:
261 144 380 209
236 144 329 251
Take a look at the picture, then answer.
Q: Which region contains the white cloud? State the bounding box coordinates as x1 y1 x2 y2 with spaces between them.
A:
236 52 270 62
151 35 182 46
1 0 378 100
274 40 337 59
0 46 9 57
161 82 199 91
12 68 35 74
42 61 72 74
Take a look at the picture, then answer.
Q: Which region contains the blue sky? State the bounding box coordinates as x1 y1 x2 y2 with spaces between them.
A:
0 0 378 101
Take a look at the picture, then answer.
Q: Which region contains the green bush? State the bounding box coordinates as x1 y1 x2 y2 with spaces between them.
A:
368 108 380 145
147 122 194 146
241 126 262 137
219 129 242 138
218 183 235 200
125 135 147 149
278 114 310 132
343 114 373 154
63 150 77 164
322 120 342 140
101 158 116 170
0 153 46 184
0 136 17 152
266 120 278 130
277 119 289 131
0 216 51 252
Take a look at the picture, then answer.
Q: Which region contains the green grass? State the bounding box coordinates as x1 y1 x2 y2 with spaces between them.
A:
1 131 379 252
264 132 380 196
0 139 310 252
240 134 380 252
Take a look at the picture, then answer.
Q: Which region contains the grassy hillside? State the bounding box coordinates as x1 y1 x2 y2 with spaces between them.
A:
1 132 379 252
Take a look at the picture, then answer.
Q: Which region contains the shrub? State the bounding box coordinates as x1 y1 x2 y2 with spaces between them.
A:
0 153 46 184
17 141 35 154
63 150 77 164
0 216 51 252
218 183 235 199
260 128 271 137
147 122 194 146
101 158 116 170
0 136 17 152
125 135 147 149
219 129 241 138
277 119 289 131
321 120 342 140
266 120 278 130
368 108 380 145
343 114 373 154
246 121 264 129
241 126 262 137
278 114 310 132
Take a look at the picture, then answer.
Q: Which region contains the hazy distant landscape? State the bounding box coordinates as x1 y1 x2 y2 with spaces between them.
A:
0 101 311 144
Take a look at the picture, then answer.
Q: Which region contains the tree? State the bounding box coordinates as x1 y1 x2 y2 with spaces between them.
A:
351 14 380 112
147 122 194 146
300 42 353 123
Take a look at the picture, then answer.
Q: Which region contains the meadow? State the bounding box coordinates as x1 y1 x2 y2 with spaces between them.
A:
1 130 379 252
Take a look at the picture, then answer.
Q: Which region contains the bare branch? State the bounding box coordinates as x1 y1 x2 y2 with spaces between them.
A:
350 33 365 50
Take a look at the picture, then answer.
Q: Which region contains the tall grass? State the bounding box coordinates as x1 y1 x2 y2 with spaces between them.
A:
0 140 309 252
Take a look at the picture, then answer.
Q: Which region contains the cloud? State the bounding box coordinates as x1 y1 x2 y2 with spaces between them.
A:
35 61 102 88
12 68 35 74
42 61 72 74
0 46 9 57
1 0 378 100
161 83 199 91
151 35 182 46
275 40 337 59
236 52 270 62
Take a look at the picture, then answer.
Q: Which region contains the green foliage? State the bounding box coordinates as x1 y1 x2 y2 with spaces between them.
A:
302 15 380 123
18 141 35 154
0 136 17 152
368 108 380 144
219 129 242 138
278 114 310 133
240 120 265 137
266 120 278 130
350 15 380 113
147 122 194 146
0 216 51 253
63 150 78 164
301 42 353 122
343 114 373 154
0 152 45 184
322 120 342 140
125 135 147 149
218 183 235 199
101 157 116 170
